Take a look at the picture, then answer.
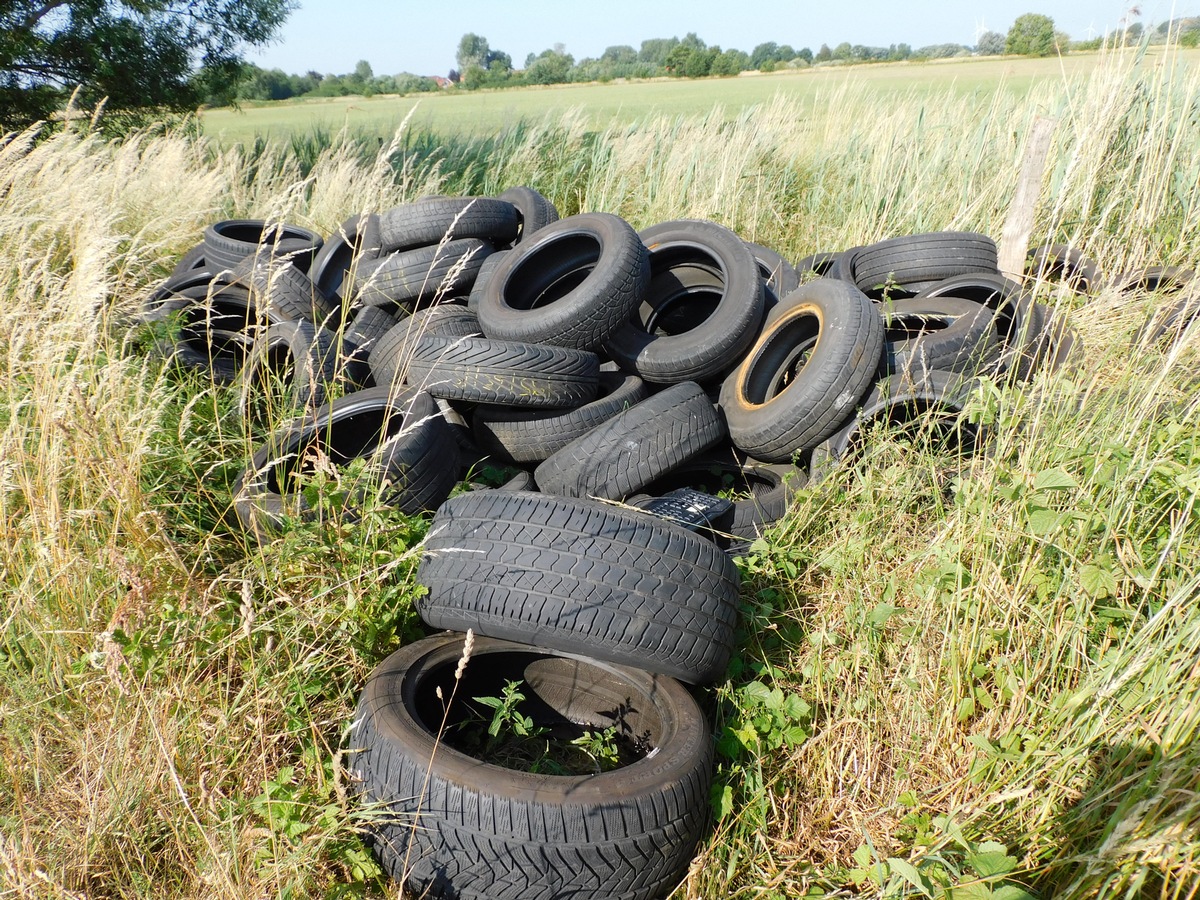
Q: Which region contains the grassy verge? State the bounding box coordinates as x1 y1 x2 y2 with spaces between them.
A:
2 43 1199 898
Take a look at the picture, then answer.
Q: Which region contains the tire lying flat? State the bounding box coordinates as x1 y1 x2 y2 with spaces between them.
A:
353 632 713 900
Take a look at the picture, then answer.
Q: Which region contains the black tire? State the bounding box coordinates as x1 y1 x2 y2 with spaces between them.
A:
1135 292 1200 347
809 370 984 484
406 334 600 407
417 490 741 682
203 219 323 273
1026 244 1101 294
338 305 396 387
912 273 1045 379
352 632 713 900
605 219 765 384
852 232 999 295
310 212 384 301
377 197 519 252
534 380 727 500
497 185 560 245
368 307 484 388
636 452 803 542
170 242 208 278
237 319 343 424
497 469 537 491
795 251 842 279
1107 266 1194 295
466 248 511 313
477 212 649 351
228 255 336 328
232 386 459 540
353 239 492 310
881 297 999 377
746 241 801 313
471 371 649 464
140 274 260 384
720 279 885 462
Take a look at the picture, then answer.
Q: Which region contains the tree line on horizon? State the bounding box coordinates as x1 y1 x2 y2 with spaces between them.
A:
230 14 1200 105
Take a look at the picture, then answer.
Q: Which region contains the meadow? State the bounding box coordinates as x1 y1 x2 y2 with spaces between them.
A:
199 50 1200 146
2 42 1200 899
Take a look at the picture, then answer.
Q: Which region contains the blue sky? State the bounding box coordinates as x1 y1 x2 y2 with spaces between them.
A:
250 1 1197 78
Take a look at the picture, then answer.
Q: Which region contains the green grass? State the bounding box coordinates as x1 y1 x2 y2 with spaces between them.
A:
3 41 1200 900
200 50 1200 147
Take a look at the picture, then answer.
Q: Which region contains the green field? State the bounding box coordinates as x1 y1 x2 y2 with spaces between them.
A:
201 50 1200 145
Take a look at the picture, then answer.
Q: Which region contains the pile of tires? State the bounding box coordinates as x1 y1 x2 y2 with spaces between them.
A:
138 189 1159 900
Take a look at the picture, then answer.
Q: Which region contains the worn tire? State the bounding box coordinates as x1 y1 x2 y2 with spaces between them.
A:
229 255 336 328
378 197 519 252
605 219 765 384
881 297 999 377
232 386 458 539
406 334 599 407
368 306 484 388
472 371 649 463
310 212 384 302
497 185 560 245
203 219 323 274
746 241 801 314
851 232 999 295
721 279 885 462
354 239 492 309
809 369 984 483
237 319 342 424
352 632 713 900
417 490 741 682
478 212 649 351
534 380 726 500
1026 244 1101 294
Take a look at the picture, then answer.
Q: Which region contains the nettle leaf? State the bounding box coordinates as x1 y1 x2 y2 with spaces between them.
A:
1034 468 1077 491
967 842 1019 877
741 681 773 704
710 783 734 820
1080 563 1118 599
867 602 902 628
991 887 1038 900
1026 506 1060 535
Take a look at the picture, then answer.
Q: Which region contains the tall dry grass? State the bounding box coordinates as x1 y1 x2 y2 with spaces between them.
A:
1 42 1198 898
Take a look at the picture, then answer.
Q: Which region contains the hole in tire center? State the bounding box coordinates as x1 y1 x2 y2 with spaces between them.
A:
744 312 821 404
884 313 952 343
638 260 726 335
414 650 659 775
505 234 601 310
267 401 411 494
180 296 257 363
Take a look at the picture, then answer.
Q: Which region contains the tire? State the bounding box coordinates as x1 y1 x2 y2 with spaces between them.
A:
498 469 537 491
881 297 999 378
354 239 492 310
795 251 842 279
417 490 741 682
368 307 484 388
340 305 396 387
237 319 342 425
721 279 885 462
809 369 984 484
232 386 459 540
477 212 649 351
1107 266 1194 295
406 335 599 407
471 371 649 463
852 232 999 295
378 196 519 252
534 380 727 500
310 212 384 301
1135 292 1200 347
228 255 336 328
203 219 323 274
352 632 713 900
497 185 560 245
605 219 765 384
746 241 801 313
913 273 1044 379
170 242 207 278
140 274 259 384
466 248 511 313
1026 244 1101 294
635 452 803 542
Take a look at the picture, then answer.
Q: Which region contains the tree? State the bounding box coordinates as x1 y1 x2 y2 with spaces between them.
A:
456 33 490 72
1006 13 1056 56
750 42 779 69
815 44 833 63
976 30 1006 55
525 48 573 85
0 0 294 128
